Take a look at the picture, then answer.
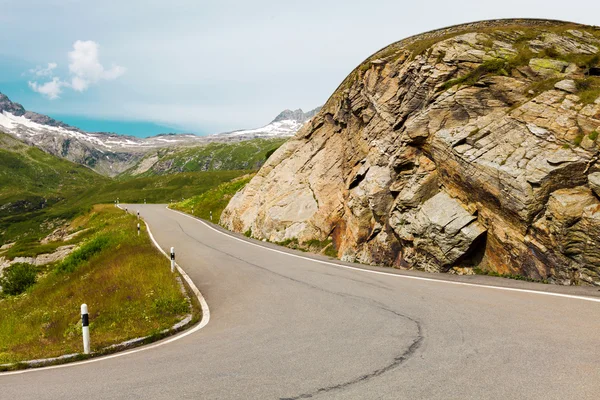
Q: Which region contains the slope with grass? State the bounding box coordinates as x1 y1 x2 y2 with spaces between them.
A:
0 132 253 255
0 205 194 366
172 174 256 222
0 132 110 253
120 138 286 177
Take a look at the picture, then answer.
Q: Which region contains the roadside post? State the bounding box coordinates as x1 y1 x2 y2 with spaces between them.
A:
210 211 213 221
137 210 140 220
137 223 140 236
192 207 194 215
170 247 175 272
81 304 90 354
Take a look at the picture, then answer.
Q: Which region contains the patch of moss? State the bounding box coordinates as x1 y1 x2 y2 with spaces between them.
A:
574 134 585 146
575 77 600 104
589 130 599 141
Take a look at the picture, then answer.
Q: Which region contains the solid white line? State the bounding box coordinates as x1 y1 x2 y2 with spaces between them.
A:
168 207 600 304
0 208 210 376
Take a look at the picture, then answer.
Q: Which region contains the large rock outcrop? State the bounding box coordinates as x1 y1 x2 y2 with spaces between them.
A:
221 19 600 285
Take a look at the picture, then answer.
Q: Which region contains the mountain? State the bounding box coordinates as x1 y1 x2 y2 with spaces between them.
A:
221 19 600 286
120 138 287 177
211 107 322 140
0 131 252 249
0 92 319 176
271 107 322 123
0 132 108 215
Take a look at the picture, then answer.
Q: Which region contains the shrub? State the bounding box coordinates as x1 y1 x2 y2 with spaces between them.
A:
56 234 111 273
0 263 37 296
264 148 277 161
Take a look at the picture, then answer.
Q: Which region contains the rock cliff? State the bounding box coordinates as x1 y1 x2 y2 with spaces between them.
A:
221 19 600 285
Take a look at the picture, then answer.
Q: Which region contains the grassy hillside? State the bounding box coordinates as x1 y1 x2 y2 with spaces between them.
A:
120 138 286 177
0 132 251 254
0 132 110 252
0 205 193 366
172 174 256 222
0 133 109 214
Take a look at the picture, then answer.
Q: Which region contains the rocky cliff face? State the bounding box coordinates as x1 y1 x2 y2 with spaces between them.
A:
221 19 600 285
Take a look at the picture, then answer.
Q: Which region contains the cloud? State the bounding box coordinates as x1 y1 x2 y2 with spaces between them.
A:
28 77 65 100
27 40 125 99
67 40 126 91
29 62 58 77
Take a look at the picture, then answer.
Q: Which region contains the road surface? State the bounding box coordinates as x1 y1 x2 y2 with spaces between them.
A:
2 204 600 399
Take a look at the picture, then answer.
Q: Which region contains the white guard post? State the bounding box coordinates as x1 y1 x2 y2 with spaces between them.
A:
81 304 90 354
170 247 175 273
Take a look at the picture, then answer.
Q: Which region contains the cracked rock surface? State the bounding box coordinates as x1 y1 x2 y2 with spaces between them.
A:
222 19 600 285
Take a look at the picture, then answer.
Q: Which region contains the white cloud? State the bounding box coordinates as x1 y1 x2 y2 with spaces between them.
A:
67 40 126 91
28 77 65 99
28 40 125 99
29 62 58 77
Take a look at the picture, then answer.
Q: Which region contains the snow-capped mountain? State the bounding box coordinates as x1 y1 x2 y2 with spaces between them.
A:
0 92 319 176
212 107 321 140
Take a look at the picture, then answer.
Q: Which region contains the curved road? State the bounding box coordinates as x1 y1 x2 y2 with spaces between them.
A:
2 204 600 399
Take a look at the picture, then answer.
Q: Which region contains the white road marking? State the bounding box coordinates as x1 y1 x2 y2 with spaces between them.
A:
0 210 210 376
168 208 600 304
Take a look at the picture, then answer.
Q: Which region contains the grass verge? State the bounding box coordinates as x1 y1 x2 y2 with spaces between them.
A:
0 205 192 365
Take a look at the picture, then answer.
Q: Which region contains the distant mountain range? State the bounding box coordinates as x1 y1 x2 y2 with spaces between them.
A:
0 92 320 176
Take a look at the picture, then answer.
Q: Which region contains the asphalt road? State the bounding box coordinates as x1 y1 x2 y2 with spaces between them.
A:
2 204 600 399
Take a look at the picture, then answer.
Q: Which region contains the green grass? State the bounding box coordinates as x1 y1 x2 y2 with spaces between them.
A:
440 59 510 91
0 137 249 254
0 205 190 364
172 173 256 222
473 268 548 284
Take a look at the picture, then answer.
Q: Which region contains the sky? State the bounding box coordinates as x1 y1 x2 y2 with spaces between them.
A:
0 0 599 137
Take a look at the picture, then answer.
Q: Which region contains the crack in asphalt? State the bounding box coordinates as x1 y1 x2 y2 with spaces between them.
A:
174 220 425 399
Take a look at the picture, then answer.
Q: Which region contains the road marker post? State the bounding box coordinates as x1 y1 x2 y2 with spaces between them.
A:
210 211 212 221
170 247 175 273
137 210 140 220
137 223 140 236
81 304 90 354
